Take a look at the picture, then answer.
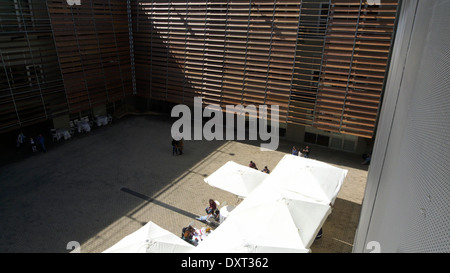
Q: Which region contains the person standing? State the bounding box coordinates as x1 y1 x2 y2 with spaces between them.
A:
37 134 46 153
17 132 25 146
171 138 179 156
178 138 184 155
30 137 37 153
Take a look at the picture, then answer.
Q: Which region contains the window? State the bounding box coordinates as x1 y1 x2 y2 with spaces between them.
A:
26 65 44 87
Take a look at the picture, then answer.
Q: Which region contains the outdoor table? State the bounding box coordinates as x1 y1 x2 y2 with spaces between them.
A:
56 129 71 141
77 121 91 133
96 115 108 126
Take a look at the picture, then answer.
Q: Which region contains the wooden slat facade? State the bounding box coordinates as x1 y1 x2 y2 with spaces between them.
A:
0 0 67 133
132 0 301 119
133 0 398 139
289 0 398 138
1 0 399 139
47 0 133 114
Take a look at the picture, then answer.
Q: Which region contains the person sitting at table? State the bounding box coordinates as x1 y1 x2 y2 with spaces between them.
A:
262 166 270 174
181 225 195 240
249 161 258 170
196 209 220 225
292 146 298 156
205 199 217 215
302 146 311 158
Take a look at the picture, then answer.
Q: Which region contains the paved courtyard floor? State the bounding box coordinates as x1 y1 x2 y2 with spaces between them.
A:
0 115 369 253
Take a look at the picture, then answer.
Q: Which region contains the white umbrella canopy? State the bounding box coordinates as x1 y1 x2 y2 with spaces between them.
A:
204 161 269 198
193 187 331 253
103 221 195 253
265 155 348 205
192 200 310 253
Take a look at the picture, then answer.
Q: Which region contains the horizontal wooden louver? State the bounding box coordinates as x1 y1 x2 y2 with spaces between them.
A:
288 0 398 138
47 0 133 114
0 0 67 133
132 0 301 120
0 1 399 139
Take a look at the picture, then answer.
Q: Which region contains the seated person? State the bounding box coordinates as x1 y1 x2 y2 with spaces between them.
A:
262 166 270 173
302 146 311 158
181 225 194 239
205 199 217 214
362 153 371 165
181 225 197 245
196 208 220 225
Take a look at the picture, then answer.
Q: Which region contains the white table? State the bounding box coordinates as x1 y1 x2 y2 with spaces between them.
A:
56 129 71 141
192 227 211 245
96 116 108 126
77 121 91 133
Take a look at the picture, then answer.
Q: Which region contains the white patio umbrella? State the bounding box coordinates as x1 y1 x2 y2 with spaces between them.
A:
218 205 235 224
265 155 348 205
204 161 269 198
193 187 331 253
192 155 346 253
103 221 195 253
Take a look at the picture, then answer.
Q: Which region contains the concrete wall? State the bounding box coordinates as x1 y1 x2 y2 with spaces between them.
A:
353 0 450 253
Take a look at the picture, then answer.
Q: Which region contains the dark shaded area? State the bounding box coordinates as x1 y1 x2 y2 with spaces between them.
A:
0 115 224 252
120 187 198 219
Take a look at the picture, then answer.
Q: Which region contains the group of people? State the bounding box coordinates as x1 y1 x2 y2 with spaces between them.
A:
181 224 212 246
171 138 184 156
182 198 219 246
16 131 46 153
291 145 311 158
249 161 270 174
